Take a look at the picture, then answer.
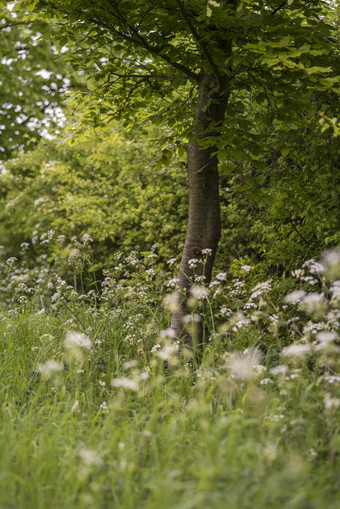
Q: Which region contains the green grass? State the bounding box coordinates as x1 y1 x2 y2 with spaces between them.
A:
1 297 340 509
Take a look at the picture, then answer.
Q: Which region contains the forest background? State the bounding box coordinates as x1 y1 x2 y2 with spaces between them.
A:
0 1 340 508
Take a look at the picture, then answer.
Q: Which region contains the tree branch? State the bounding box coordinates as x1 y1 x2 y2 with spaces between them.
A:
175 0 222 89
272 1 287 15
90 16 199 83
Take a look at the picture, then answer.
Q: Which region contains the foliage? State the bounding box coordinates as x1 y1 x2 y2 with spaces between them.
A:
0 1 82 159
0 124 187 276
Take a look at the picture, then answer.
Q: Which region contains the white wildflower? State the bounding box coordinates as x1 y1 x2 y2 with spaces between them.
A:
38 360 64 378
216 272 227 281
284 289 306 304
241 265 252 272
188 258 199 268
315 331 338 350
159 328 177 338
79 448 103 467
167 258 177 265
156 344 179 362
292 269 304 278
324 375 340 384
302 259 324 275
324 393 340 410
227 349 262 380
300 293 327 314
220 307 232 316
250 281 272 300
202 248 212 255
63 331 92 350
270 365 289 376
81 233 93 245
281 344 311 357
111 377 139 392
99 402 108 412
190 286 209 299
71 400 79 412
151 344 161 353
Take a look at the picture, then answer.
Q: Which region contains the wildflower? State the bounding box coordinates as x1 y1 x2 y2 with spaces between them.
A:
330 281 340 302
315 331 338 350
250 281 272 300
162 293 180 311
320 248 340 280
38 360 64 378
209 281 220 288
324 375 340 384
159 328 177 338
260 378 273 385
81 233 93 245
123 360 138 369
79 448 103 467
183 313 201 323
156 344 179 362
220 307 232 316
166 277 179 288
190 286 209 299
270 365 289 376
216 272 227 281
284 289 306 304
63 331 92 350
71 400 79 412
300 293 327 315
292 269 304 278
99 401 108 412
195 275 206 283
281 344 311 357
241 265 252 272
151 344 161 353
324 393 340 410
188 258 199 268
145 268 155 276
227 349 262 380
202 248 212 255
302 259 324 275
167 258 177 265
111 377 139 391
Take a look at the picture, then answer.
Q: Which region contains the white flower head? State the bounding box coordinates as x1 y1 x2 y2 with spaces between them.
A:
39 360 64 379
227 348 262 380
300 293 327 315
284 290 306 304
111 377 139 391
188 258 199 268
63 331 92 350
281 344 311 357
241 265 252 272
216 272 227 281
159 328 177 339
190 286 209 299
202 248 212 256
324 393 340 410
156 344 179 362
270 365 289 376
79 448 103 467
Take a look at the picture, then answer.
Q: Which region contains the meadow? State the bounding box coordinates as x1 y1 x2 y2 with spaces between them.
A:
1 246 339 509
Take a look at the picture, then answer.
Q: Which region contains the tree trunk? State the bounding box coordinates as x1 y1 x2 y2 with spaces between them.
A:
171 72 229 350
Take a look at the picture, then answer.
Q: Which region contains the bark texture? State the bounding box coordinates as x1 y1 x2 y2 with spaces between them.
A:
171 72 229 349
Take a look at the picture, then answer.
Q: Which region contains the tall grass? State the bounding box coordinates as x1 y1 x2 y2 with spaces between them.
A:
0 248 340 508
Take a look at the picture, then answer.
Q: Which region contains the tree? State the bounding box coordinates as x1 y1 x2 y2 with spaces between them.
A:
0 1 77 159
18 0 339 347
